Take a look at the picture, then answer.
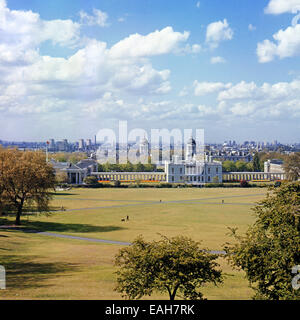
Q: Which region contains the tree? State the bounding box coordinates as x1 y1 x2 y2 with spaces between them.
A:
236 160 247 172
222 161 236 172
212 176 220 183
83 176 99 185
0 148 56 225
252 153 261 172
284 153 300 181
115 235 223 300
246 162 253 172
136 162 145 172
55 171 68 185
224 182 300 300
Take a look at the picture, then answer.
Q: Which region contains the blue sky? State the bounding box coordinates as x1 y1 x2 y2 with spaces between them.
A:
0 0 300 143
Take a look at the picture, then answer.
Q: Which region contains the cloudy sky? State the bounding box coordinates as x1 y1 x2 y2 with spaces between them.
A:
0 0 300 143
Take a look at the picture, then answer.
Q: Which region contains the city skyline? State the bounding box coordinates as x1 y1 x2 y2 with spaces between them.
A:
0 0 300 142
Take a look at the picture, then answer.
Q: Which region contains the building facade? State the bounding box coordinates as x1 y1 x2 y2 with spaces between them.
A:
164 137 222 185
264 159 285 174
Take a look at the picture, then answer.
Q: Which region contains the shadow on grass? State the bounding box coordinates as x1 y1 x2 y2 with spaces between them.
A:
0 218 125 233
0 255 80 290
50 192 78 196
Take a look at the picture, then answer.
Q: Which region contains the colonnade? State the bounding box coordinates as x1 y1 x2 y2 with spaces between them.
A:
222 172 286 182
92 172 167 182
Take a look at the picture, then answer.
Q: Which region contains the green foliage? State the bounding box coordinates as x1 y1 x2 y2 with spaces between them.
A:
246 162 253 172
97 161 158 173
51 152 87 164
83 176 99 185
224 182 300 300
284 152 300 181
222 161 236 172
252 153 261 172
236 161 247 172
115 235 223 300
212 176 220 183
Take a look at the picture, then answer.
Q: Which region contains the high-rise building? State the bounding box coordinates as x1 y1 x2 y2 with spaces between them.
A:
79 139 85 150
49 139 56 151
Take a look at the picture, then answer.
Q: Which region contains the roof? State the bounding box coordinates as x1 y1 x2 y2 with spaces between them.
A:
76 159 97 169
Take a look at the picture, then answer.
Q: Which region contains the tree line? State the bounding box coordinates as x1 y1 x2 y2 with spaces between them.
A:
98 161 163 173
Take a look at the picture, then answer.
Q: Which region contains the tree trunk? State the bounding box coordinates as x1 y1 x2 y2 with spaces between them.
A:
15 204 23 226
168 285 179 300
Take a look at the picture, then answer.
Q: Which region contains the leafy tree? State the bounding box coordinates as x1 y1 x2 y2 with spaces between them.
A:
222 161 236 172
246 162 253 172
115 235 223 300
252 153 261 172
136 162 145 172
284 153 300 181
224 182 300 300
55 171 68 185
83 176 99 185
212 176 219 183
236 160 247 172
0 148 56 225
124 161 134 172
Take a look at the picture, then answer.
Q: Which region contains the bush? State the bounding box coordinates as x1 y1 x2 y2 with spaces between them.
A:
114 180 121 187
240 180 250 188
274 181 281 188
83 176 99 185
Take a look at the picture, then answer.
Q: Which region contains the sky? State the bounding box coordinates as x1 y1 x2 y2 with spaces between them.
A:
0 0 300 143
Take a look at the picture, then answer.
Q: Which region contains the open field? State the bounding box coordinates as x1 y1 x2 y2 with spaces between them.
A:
0 187 268 300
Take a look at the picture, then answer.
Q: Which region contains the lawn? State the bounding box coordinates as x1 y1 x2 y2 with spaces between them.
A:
0 187 268 300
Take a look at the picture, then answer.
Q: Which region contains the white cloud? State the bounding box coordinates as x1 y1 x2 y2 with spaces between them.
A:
206 19 233 49
193 81 232 96
109 27 190 59
179 86 188 97
196 2 201 8
210 56 226 64
79 8 109 27
216 79 300 118
248 24 256 31
0 0 80 66
265 0 300 14
187 79 300 121
218 81 258 100
257 23 300 62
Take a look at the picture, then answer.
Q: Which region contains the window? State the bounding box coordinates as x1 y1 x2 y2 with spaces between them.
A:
172 176 174 182
208 176 211 182
216 167 218 173
180 168 183 174
172 168 174 174
208 168 211 174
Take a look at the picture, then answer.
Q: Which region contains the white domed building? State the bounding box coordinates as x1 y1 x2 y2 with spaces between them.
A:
165 137 222 185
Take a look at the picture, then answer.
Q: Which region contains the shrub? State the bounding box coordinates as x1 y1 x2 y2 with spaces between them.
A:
240 180 249 188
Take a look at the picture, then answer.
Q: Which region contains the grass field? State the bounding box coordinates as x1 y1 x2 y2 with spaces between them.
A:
0 187 268 300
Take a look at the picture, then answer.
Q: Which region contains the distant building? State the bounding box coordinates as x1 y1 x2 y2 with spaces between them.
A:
51 159 98 184
164 137 222 185
139 136 149 156
78 139 85 150
264 159 285 174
